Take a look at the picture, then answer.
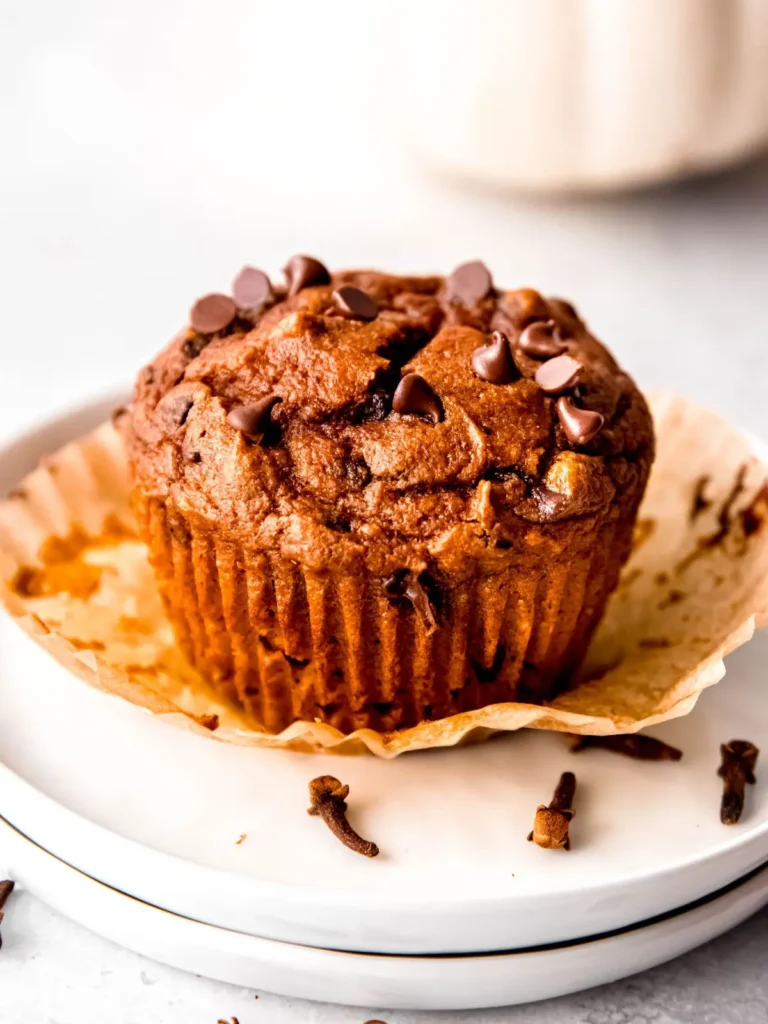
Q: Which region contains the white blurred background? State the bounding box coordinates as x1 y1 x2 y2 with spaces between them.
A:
1 0 767 445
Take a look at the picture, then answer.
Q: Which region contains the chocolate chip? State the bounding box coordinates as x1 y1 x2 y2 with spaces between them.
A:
535 354 582 393
392 373 443 423
232 266 272 309
354 388 391 423
483 465 518 483
197 713 220 731
182 334 210 359
227 395 283 444
519 320 567 359
549 298 579 321
345 457 372 489
384 571 438 630
326 515 351 533
447 260 493 304
189 293 237 334
160 391 195 429
556 396 605 445
384 574 405 596
531 484 568 519
167 510 190 543
471 330 519 384
333 286 378 321
472 644 506 683
284 255 331 296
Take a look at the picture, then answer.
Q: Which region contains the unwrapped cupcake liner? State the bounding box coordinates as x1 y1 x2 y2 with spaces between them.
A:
136 493 634 734
0 392 767 758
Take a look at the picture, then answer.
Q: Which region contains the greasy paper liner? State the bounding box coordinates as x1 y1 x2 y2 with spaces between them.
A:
0 392 767 757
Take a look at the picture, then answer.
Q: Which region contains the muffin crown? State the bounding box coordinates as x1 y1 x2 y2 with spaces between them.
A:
128 260 653 574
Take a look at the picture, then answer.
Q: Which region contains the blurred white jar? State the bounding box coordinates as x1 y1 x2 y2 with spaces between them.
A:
382 0 768 192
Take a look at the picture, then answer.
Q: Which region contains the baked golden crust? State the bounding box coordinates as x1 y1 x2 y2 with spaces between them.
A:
125 262 654 733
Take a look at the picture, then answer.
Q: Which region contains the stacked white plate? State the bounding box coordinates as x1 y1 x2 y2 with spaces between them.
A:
0 401 766 1011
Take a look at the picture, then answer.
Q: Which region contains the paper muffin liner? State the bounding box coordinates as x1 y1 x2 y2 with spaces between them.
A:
1 392 767 758
135 492 634 734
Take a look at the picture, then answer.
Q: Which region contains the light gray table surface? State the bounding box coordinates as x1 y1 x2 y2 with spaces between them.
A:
0 892 765 1024
1 6 767 1020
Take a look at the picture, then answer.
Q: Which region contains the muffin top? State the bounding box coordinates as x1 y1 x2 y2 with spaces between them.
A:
127 258 654 575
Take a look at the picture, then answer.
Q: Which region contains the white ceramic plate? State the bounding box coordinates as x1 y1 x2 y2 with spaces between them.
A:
1 817 766 1011
0 396 766 957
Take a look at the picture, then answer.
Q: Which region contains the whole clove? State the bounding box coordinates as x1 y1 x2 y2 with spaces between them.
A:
570 733 683 762
308 776 380 858
0 880 14 950
718 740 760 825
527 772 576 851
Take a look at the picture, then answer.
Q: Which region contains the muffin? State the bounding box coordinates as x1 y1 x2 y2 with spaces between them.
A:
126 258 654 734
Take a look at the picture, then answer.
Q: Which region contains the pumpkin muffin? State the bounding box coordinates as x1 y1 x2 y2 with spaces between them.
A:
125 258 654 733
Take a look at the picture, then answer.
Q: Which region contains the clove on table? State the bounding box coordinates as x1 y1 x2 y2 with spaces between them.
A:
527 772 576 851
308 776 380 858
718 740 760 825
0 880 14 950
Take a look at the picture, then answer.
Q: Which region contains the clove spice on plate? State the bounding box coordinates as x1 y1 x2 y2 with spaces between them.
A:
527 772 576 851
718 740 760 825
308 776 380 858
569 733 682 761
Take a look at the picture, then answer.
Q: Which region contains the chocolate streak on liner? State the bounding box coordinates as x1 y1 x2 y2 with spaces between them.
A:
677 464 749 573
690 475 712 521
739 481 768 542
